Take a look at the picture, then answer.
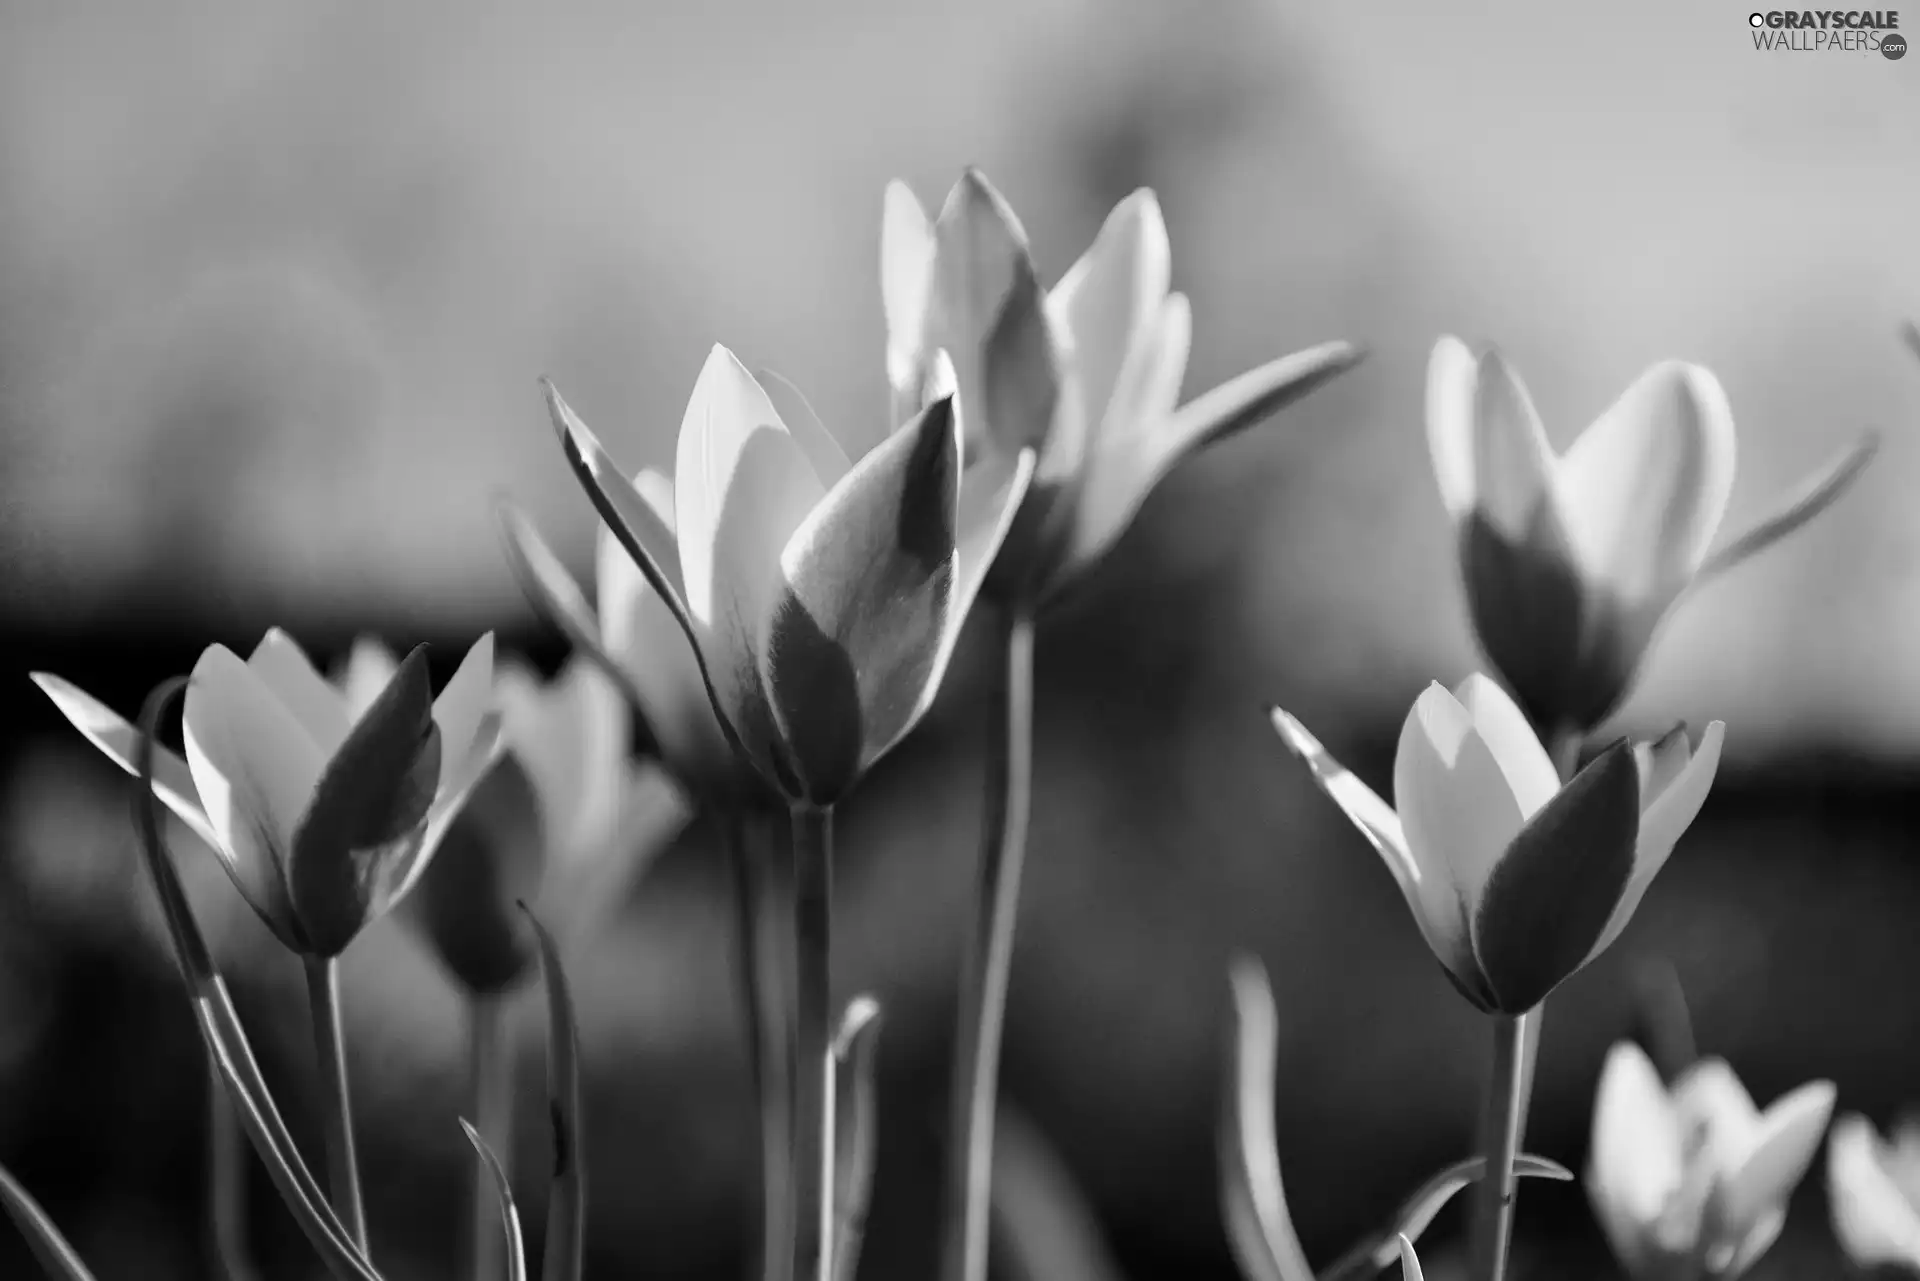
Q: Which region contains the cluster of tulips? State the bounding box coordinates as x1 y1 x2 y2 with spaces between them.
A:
1 168 1914 1281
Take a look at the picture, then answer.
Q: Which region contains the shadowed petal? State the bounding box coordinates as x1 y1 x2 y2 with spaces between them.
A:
431 635 495 794
1585 721 1723 962
247 630 349 753
183 645 323 943
1554 362 1737 601
929 168 1035 457
1469 349 1558 541
31 673 221 852
1045 188 1171 435
1470 742 1639 1012
497 502 618 678
764 395 961 802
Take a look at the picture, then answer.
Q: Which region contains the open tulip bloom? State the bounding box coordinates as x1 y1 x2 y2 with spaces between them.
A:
1589 1042 1835 1279
1271 674 1722 1017
33 629 499 960
1828 1112 1920 1271
1427 336 1875 738
882 170 1364 602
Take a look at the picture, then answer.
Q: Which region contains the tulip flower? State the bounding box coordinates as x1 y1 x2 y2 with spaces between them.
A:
1827 1112 1920 1272
1271 674 1721 1016
1426 336 1875 738
1588 1041 1834 1279
883 171 1362 602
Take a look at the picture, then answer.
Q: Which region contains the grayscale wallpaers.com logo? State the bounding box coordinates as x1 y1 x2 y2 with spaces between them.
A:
1748 10 1906 56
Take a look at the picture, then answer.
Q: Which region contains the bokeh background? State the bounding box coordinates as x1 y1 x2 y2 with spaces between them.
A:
4 2 1920 1278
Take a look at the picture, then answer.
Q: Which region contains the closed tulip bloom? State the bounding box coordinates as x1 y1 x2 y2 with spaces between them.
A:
1828 1113 1920 1272
545 344 1032 806
1270 674 1723 1014
1589 1041 1834 1279
1427 336 1874 735
357 644 687 993
883 170 1362 599
32 630 499 958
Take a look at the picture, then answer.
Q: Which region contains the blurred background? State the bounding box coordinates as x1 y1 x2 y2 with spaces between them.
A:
4 1 1920 1277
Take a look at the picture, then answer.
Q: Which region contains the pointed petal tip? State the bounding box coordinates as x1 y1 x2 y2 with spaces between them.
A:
833 995 884 1055
1267 706 1320 759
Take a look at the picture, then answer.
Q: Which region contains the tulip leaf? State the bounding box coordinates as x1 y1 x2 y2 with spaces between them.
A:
1316 1153 1573 1280
1694 431 1878 587
523 906 586 1281
460 1120 529 1281
989 1106 1127 1281
765 394 962 803
289 644 441 958
830 996 884 1281
132 680 388 1281
0 1162 99 1281
1473 741 1640 1013
1220 956 1315 1281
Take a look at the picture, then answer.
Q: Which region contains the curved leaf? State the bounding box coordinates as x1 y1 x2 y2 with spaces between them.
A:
1317 1153 1574 1280
523 906 585 1281
1221 957 1314 1281
0 1162 98 1281
1395 1235 1424 1281
460 1120 529 1281
830 996 884 1281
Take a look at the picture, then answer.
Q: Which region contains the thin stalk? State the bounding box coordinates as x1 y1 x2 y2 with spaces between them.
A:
1468 1014 1527 1281
789 803 836 1281
468 992 515 1281
301 956 368 1254
207 1054 261 1281
942 601 1038 1281
726 808 795 1281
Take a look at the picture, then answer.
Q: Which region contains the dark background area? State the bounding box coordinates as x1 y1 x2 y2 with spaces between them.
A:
3 3 1920 1279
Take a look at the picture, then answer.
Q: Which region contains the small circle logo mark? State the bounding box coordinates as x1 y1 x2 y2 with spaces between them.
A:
1884 33 1908 58
1749 11 1765 25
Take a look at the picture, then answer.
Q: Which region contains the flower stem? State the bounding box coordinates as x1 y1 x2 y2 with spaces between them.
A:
467 992 514 1281
1469 1013 1527 1281
206 1054 261 1281
726 808 795 1281
789 803 836 1281
302 956 368 1254
941 600 1037 1281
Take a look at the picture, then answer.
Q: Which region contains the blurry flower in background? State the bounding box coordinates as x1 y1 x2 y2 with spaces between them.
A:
1271 675 1722 1014
1426 336 1873 738
32 629 499 959
1827 1112 1920 1272
396 646 690 995
1587 1041 1834 1280
883 170 1360 599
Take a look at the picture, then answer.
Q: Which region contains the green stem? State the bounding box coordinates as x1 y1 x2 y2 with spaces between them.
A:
1469 1013 1527 1281
468 992 514 1281
790 804 836 1281
302 956 368 1254
727 808 795 1281
942 601 1037 1281
207 1054 261 1281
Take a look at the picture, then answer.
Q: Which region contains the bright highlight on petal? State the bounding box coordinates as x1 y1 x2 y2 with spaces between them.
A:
1829 1114 1920 1271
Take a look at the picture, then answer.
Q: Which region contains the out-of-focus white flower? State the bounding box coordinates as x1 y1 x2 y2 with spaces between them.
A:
1588 1041 1834 1279
359 642 689 994
33 629 499 957
883 170 1362 600
1271 674 1722 1013
544 344 1033 806
1828 1112 1920 1272
1426 336 1874 735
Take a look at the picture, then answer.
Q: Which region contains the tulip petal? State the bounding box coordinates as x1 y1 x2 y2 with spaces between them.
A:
1425 336 1481 520
497 502 625 687
431 634 495 794
952 446 1038 628
1713 1079 1836 1250
765 395 961 802
1451 673 1558 818
183 645 323 944
247 630 350 754
1045 189 1171 436
1554 362 1737 601
416 711 506 873
411 752 544 993
1586 721 1723 962
1470 741 1639 1012
1267 707 1417 893
288 644 441 956
758 366 853 487
31 673 222 853
984 251 1074 462
1829 1115 1920 1270
499 655 628 865
1695 431 1878 586
1673 1059 1764 1162
1632 724 1692 808
929 169 1036 457
1589 1041 1685 1229
545 377 691 630
1465 349 1559 541
1393 684 1528 953
336 636 400 723
882 179 937 409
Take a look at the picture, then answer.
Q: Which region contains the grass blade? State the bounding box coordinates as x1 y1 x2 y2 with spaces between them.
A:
1221 957 1313 1281
1316 1153 1573 1280
523 905 585 1281
0 1163 99 1281
830 997 883 1281
461 1121 529 1281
